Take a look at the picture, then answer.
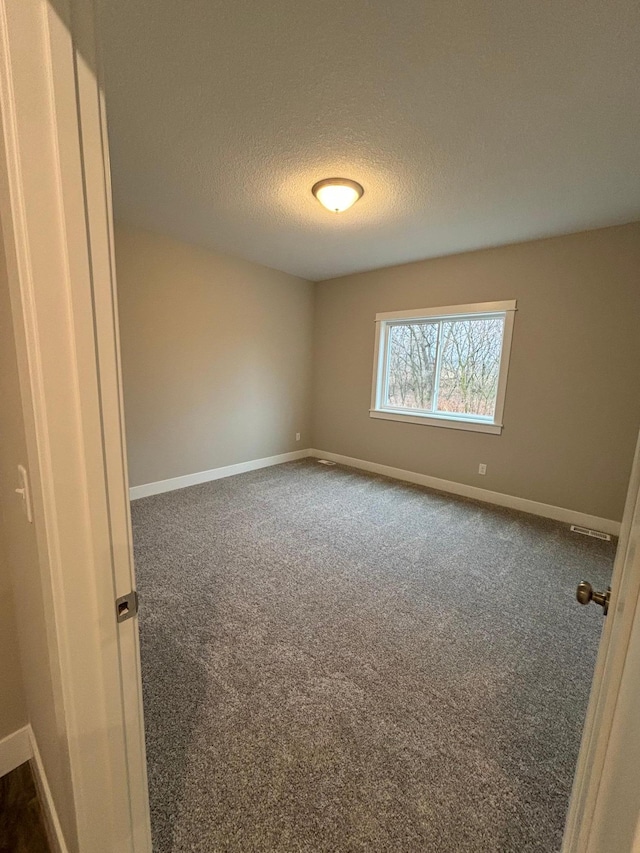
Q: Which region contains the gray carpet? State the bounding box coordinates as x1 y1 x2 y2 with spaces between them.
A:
131 459 615 853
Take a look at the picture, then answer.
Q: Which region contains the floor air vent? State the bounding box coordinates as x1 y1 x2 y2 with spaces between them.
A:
317 459 336 466
570 524 611 541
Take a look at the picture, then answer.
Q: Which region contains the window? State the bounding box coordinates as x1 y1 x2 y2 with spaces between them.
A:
370 301 516 434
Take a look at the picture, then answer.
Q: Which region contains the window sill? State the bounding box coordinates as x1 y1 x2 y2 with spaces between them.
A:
369 408 503 434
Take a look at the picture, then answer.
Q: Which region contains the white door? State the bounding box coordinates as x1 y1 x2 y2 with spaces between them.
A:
563 432 640 852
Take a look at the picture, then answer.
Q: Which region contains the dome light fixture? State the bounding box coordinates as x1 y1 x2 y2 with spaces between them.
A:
312 178 364 213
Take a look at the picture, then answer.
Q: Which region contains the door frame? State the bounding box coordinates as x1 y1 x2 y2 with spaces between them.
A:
1 0 639 851
0 0 150 850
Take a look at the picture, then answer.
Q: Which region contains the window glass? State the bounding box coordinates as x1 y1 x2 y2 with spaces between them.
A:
436 316 504 417
385 322 439 411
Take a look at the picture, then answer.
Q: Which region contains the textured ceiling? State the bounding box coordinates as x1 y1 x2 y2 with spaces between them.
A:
96 0 640 281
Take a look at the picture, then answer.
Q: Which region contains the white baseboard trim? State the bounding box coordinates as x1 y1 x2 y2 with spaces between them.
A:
129 448 312 500
29 727 69 853
0 725 31 778
309 449 621 536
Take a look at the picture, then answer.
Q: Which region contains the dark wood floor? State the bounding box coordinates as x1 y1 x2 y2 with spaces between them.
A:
0 762 50 853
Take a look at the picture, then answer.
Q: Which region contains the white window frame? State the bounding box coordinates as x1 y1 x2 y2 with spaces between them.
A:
370 300 517 435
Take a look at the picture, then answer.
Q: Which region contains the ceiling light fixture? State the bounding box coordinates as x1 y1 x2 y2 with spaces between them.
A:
312 178 364 213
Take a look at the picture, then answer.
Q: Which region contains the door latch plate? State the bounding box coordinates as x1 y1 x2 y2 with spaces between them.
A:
116 591 139 623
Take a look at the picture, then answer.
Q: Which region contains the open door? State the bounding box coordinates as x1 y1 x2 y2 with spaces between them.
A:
563 432 640 852
0 0 150 849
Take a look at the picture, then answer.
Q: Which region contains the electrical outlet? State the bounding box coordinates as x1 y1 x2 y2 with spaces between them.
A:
295 432 301 442
478 463 487 475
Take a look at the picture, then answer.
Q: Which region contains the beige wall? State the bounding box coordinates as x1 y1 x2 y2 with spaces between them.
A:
0 236 27 742
0 229 77 844
115 225 315 487
116 222 639 520
0 550 26 743
313 223 640 522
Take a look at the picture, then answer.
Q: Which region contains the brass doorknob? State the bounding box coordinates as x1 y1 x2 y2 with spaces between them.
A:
576 581 611 615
